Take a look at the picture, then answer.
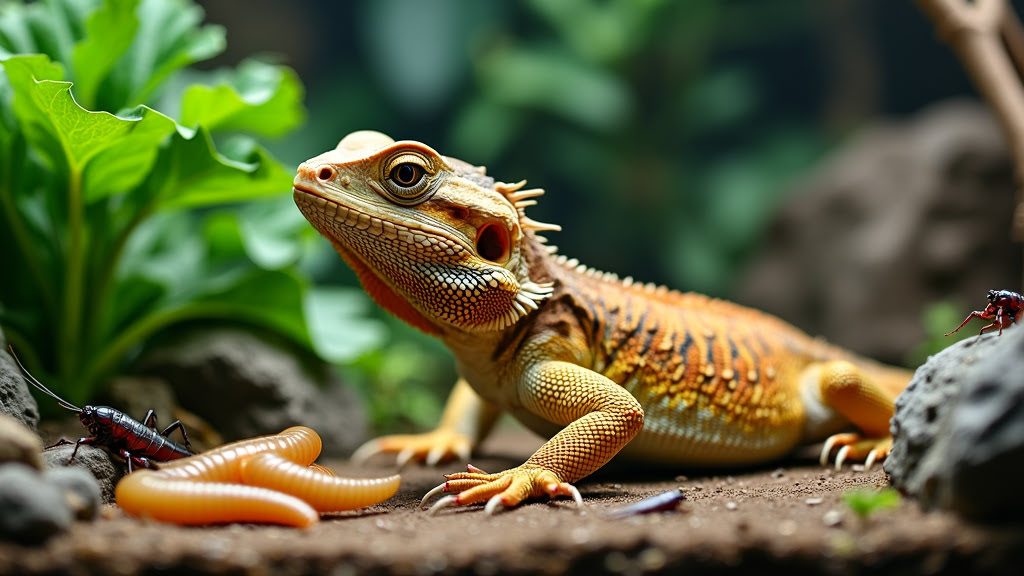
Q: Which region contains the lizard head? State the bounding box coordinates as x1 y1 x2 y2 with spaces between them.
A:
293 131 558 336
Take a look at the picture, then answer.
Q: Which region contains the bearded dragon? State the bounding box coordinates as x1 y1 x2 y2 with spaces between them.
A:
292 131 912 514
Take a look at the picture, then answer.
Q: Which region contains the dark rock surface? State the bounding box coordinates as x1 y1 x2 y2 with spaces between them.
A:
0 464 73 545
0 329 39 431
44 467 103 521
885 327 1024 522
43 443 124 505
140 328 368 457
0 412 43 470
738 100 1021 365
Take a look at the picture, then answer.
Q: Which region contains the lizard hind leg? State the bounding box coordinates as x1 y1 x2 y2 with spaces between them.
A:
815 361 896 471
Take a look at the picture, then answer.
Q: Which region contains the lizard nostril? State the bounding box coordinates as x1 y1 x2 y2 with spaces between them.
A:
317 166 335 181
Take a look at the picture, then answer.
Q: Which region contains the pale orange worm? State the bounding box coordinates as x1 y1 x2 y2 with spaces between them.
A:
115 426 398 527
240 453 401 511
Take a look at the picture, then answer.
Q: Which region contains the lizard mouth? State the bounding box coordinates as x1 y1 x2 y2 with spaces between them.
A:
291 186 475 258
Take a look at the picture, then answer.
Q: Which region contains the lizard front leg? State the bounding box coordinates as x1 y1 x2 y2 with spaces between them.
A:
352 378 500 466
814 361 896 470
424 360 644 514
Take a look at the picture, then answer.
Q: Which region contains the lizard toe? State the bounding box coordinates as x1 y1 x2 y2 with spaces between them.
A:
423 464 578 514
820 433 892 470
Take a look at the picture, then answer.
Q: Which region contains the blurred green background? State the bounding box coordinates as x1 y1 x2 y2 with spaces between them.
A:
2 0 1018 434
194 0 997 432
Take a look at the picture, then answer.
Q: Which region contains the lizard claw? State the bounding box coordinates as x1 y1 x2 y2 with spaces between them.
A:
820 433 892 470
350 430 472 467
426 495 459 516
419 464 582 514
420 482 448 508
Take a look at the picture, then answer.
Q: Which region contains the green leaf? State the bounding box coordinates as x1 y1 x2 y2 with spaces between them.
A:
81 105 178 201
843 488 900 519
98 0 224 110
237 197 311 269
0 0 94 68
144 128 293 210
305 287 387 363
197 268 311 345
72 0 140 109
0 54 66 169
3 54 177 177
180 59 305 137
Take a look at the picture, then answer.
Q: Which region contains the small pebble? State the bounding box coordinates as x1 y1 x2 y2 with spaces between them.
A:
771 468 785 478
0 414 43 470
725 501 737 511
44 467 102 521
823 509 843 527
805 497 824 506
0 464 73 544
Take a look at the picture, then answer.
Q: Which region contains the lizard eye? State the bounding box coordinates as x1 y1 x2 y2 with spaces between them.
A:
381 151 437 205
391 163 423 187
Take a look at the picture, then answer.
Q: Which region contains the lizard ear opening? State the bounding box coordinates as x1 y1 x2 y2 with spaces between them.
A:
476 223 510 263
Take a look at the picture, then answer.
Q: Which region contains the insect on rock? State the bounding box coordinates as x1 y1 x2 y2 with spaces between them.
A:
8 345 195 471
945 289 1023 337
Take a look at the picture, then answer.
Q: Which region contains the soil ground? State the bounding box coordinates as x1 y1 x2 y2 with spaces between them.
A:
1 422 1021 576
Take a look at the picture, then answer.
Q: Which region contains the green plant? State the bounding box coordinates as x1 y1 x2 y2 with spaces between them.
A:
842 487 900 520
0 0 383 407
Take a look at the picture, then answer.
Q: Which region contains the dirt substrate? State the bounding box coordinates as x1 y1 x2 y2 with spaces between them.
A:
0 424 1021 576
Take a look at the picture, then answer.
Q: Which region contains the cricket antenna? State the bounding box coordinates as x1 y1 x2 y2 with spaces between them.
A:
6 345 82 413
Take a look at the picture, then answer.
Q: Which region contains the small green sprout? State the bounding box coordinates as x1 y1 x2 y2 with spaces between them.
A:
842 487 901 519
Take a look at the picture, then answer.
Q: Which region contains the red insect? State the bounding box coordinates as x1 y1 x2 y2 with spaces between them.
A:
8 346 194 471
945 289 1023 337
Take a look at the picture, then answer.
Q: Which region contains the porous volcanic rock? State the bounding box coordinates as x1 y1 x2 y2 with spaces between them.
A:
885 327 1024 522
0 329 39 431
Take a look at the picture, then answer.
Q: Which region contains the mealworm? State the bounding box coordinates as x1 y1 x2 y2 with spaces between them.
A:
114 426 398 527
115 471 320 527
240 453 401 511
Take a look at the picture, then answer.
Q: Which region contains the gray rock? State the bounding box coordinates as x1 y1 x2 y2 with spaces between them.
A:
140 328 368 457
885 327 1024 522
0 464 73 545
0 412 43 470
738 100 1020 366
44 466 103 521
44 443 124 505
0 328 40 431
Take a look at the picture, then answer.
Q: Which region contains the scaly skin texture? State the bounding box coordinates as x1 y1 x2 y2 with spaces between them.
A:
293 131 913 513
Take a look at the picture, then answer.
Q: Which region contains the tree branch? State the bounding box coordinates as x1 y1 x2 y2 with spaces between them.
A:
915 0 1024 249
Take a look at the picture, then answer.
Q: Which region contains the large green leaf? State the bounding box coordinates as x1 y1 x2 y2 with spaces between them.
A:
180 59 305 137
72 0 140 109
98 0 224 111
81 105 179 201
0 0 95 67
145 127 293 210
3 54 177 176
196 268 311 346
305 287 387 363
0 54 66 170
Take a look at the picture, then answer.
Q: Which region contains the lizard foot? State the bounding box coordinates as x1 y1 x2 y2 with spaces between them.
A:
351 429 471 467
819 432 892 471
421 464 583 515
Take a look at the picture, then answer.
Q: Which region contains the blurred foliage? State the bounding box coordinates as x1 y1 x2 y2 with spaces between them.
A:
905 300 976 367
0 0 385 409
842 487 901 520
1 0 995 432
